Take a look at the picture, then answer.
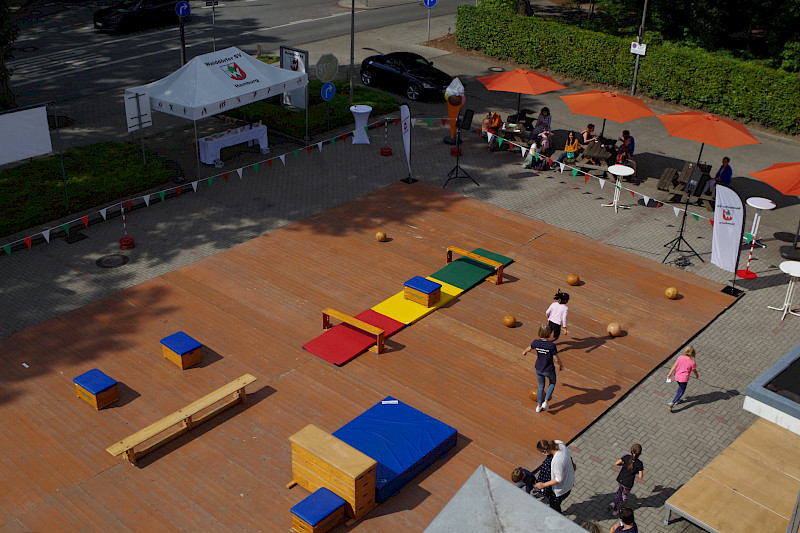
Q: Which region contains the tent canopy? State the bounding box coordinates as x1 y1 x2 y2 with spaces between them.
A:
126 46 308 121
424 465 586 533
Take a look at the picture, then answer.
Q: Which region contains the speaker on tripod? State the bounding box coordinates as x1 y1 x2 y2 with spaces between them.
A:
443 109 479 189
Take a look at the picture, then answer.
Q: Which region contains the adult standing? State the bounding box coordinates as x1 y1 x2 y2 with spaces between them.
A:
666 345 699 412
700 157 732 195
523 324 564 413
534 439 575 513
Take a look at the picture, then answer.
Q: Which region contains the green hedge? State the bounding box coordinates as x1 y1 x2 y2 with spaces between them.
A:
228 80 399 138
456 5 800 134
0 143 173 238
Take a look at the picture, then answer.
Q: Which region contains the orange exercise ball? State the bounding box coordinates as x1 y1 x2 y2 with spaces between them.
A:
566 274 580 286
665 287 678 299
375 231 387 242
503 314 516 328
529 388 537 402
607 322 622 337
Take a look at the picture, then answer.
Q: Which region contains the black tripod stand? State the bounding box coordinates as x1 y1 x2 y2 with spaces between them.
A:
663 178 703 263
443 130 478 188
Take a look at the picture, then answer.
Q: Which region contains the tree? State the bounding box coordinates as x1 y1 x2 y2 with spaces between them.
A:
0 0 19 110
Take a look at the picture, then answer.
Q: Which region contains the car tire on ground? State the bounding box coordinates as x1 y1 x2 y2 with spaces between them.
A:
406 83 421 101
361 70 373 86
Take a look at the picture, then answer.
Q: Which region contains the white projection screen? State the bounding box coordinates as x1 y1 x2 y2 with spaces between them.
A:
0 106 53 166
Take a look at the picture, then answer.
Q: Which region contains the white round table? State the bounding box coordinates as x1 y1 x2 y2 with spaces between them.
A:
602 164 635 212
350 105 372 145
767 261 800 320
745 197 776 248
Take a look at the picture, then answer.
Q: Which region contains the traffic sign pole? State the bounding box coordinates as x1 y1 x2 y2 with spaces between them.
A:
175 1 191 66
423 0 436 43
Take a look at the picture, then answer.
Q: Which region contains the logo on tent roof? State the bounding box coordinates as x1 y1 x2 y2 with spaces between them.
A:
221 62 246 81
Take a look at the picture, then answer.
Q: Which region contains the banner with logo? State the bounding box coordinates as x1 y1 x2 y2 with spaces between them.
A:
0 106 53 165
280 46 308 109
401 105 412 177
711 185 745 273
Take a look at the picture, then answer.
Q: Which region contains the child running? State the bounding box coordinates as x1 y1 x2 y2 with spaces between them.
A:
666 345 699 412
546 290 570 340
608 444 643 515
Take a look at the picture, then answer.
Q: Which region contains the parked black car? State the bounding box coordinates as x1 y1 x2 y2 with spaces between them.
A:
360 52 452 101
94 0 180 33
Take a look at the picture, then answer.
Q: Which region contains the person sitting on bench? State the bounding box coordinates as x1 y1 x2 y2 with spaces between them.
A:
555 131 580 166
700 156 732 196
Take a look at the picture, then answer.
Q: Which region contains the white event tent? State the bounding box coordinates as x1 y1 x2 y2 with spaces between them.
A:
126 46 308 120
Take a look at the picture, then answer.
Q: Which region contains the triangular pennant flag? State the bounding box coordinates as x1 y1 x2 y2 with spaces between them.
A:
143 194 151 207
673 207 680 217
441 119 447 126
267 159 273 168
426 119 432 126
744 232 754 243
394 118 399 125
411 119 417 127
223 172 229 182
279 154 286 165
2 244 10 256
710 219 715 226
520 147 527 157
558 162 564 172
176 185 182 195
330 137 335 145
253 163 259 174
534 153 539 162
497 137 504 147
100 208 108 220
125 200 132 210
208 176 214 186
584 174 590 184
81 215 89 228
572 168 578 177
363 126 369 135
615 182 621 191
341 134 347 141
599 179 606 189
24 236 32 249
42 229 50 243
61 223 70 236
316 142 323 152
305 146 312 155
236 168 243 179
487 132 494 144
630 190 635 197
691 213 699 221
548 158 553 166
191 180 198 191
656 202 662 208
643 195 650 205
159 191 166 202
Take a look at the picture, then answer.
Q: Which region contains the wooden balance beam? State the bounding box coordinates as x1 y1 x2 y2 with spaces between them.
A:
106 373 257 465
446 246 505 285
322 308 385 354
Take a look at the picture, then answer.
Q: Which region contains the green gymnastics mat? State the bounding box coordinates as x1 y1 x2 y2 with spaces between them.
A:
430 248 514 291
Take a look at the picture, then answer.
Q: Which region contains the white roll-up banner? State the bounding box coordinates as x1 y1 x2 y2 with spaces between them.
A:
401 104 412 177
0 106 53 165
711 185 745 273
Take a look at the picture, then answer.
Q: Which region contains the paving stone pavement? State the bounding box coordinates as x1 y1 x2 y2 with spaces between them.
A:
3 12 800 532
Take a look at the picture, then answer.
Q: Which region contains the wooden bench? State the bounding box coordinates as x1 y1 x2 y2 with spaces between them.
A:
656 167 679 191
322 308 385 353
106 373 257 465
446 246 505 285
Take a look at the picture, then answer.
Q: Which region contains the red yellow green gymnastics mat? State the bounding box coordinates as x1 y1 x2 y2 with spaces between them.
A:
303 309 405 366
429 248 514 291
371 277 464 325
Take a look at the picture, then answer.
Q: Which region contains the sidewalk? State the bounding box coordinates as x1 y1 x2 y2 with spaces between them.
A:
3 12 800 533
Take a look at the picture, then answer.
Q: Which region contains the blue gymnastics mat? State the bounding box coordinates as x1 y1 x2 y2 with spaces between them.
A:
333 397 457 502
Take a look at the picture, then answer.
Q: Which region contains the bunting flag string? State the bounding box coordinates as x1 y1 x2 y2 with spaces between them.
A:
143 194 151 207
236 168 243 179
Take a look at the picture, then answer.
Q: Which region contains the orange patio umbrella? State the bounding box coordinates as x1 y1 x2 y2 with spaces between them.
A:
559 90 655 136
477 69 566 117
657 111 760 163
750 162 800 254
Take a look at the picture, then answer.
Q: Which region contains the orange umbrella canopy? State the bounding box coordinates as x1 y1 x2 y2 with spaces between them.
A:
477 69 566 95
656 111 760 149
750 162 800 196
559 90 655 123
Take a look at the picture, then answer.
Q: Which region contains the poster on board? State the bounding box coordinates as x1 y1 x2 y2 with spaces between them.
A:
280 46 308 109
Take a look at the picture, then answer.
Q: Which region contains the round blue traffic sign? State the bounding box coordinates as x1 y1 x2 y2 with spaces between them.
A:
175 1 191 18
423 0 437 7
321 82 336 102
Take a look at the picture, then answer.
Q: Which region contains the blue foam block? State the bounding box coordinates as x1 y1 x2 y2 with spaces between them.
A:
291 487 346 527
73 369 117 395
333 396 457 502
160 331 202 355
404 276 441 295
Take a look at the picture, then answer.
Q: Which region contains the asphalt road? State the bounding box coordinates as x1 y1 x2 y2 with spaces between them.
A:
10 0 472 105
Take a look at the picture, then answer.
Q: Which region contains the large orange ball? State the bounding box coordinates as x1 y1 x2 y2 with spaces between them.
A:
566 274 580 286
503 314 516 328
375 231 387 242
665 287 678 299
529 388 537 402
607 322 622 337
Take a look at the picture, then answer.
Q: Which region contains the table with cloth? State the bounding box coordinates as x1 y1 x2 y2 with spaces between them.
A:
199 125 268 165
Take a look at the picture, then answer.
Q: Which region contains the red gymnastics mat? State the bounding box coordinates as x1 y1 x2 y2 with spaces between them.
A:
303 309 405 366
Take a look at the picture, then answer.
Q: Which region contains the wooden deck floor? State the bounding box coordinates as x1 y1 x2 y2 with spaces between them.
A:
0 182 736 532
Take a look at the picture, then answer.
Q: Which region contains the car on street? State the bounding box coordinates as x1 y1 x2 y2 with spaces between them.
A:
360 52 452 101
93 0 181 33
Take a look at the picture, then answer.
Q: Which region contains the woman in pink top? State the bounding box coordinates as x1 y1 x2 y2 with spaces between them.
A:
666 345 698 412
546 290 569 340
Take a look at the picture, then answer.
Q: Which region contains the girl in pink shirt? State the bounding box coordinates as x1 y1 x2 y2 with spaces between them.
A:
546 290 569 340
666 345 698 412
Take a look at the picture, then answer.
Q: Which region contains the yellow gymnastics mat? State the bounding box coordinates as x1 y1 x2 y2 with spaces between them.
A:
371 277 464 325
